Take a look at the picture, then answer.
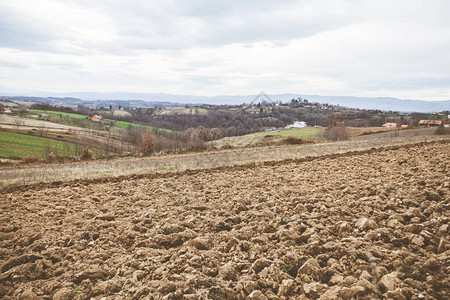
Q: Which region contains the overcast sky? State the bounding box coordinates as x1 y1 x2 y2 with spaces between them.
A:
0 0 449 100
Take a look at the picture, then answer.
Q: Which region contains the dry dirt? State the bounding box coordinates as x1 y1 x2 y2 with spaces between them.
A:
346 127 396 137
0 141 449 299
2 134 447 188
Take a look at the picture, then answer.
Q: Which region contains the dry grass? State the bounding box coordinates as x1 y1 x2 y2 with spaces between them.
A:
346 126 396 136
211 127 325 147
351 127 435 140
1 131 448 188
0 115 84 131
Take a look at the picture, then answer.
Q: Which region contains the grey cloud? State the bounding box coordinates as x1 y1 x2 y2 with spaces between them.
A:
184 74 227 86
109 0 357 50
1 0 449 100
40 61 82 71
0 59 27 69
0 13 57 50
0 3 94 54
1 0 359 54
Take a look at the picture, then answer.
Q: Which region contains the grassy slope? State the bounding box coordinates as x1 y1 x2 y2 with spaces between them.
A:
29 109 88 119
28 109 170 132
0 131 78 159
155 107 208 115
346 127 395 137
0 101 19 107
111 121 173 133
212 127 325 147
351 127 436 140
0 129 116 160
97 110 131 117
213 127 436 148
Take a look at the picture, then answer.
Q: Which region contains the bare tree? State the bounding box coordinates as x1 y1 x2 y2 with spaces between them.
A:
140 132 155 155
326 126 349 141
38 124 46 137
13 118 24 130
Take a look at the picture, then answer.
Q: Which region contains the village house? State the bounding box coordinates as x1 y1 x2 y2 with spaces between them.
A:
286 121 307 129
382 122 397 128
38 113 50 119
419 120 442 127
91 115 103 122
2 108 12 114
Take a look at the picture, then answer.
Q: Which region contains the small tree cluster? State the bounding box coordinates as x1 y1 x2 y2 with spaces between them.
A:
434 125 450 135
140 132 155 155
326 126 349 141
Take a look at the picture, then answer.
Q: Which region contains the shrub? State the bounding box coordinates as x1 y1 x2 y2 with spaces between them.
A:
326 126 349 141
20 156 39 164
140 132 155 155
153 134 184 153
221 144 234 150
46 152 64 162
282 137 312 145
81 147 93 160
434 125 450 135
188 142 207 152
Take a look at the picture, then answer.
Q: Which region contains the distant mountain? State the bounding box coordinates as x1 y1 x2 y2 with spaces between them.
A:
1 90 449 112
293 94 450 113
0 96 193 108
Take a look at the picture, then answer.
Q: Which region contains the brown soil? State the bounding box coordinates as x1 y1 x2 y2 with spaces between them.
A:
1 141 449 299
346 127 395 137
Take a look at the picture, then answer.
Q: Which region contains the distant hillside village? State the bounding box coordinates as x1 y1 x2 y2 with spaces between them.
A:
1 95 449 159
1 96 449 136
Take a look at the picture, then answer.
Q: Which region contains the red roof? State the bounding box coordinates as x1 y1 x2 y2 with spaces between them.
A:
419 120 442 125
382 123 397 127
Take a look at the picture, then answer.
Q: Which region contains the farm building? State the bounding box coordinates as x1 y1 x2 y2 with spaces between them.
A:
382 122 397 128
400 125 410 129
286 121 307 129
2 108 12 114
419 120 442 127
91 115 103 122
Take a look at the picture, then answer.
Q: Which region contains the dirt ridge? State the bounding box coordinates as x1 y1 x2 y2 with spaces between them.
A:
2 139 448 194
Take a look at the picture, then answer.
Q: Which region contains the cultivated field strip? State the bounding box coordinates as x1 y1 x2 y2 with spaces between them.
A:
1 135 448 188
0 141 449 299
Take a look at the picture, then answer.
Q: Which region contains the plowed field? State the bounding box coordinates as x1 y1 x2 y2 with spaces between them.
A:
1 140 449 299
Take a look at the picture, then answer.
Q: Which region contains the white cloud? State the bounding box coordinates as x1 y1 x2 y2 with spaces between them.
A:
0 0 449 100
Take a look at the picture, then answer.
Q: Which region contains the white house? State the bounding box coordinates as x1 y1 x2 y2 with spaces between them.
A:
287 121 307 128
